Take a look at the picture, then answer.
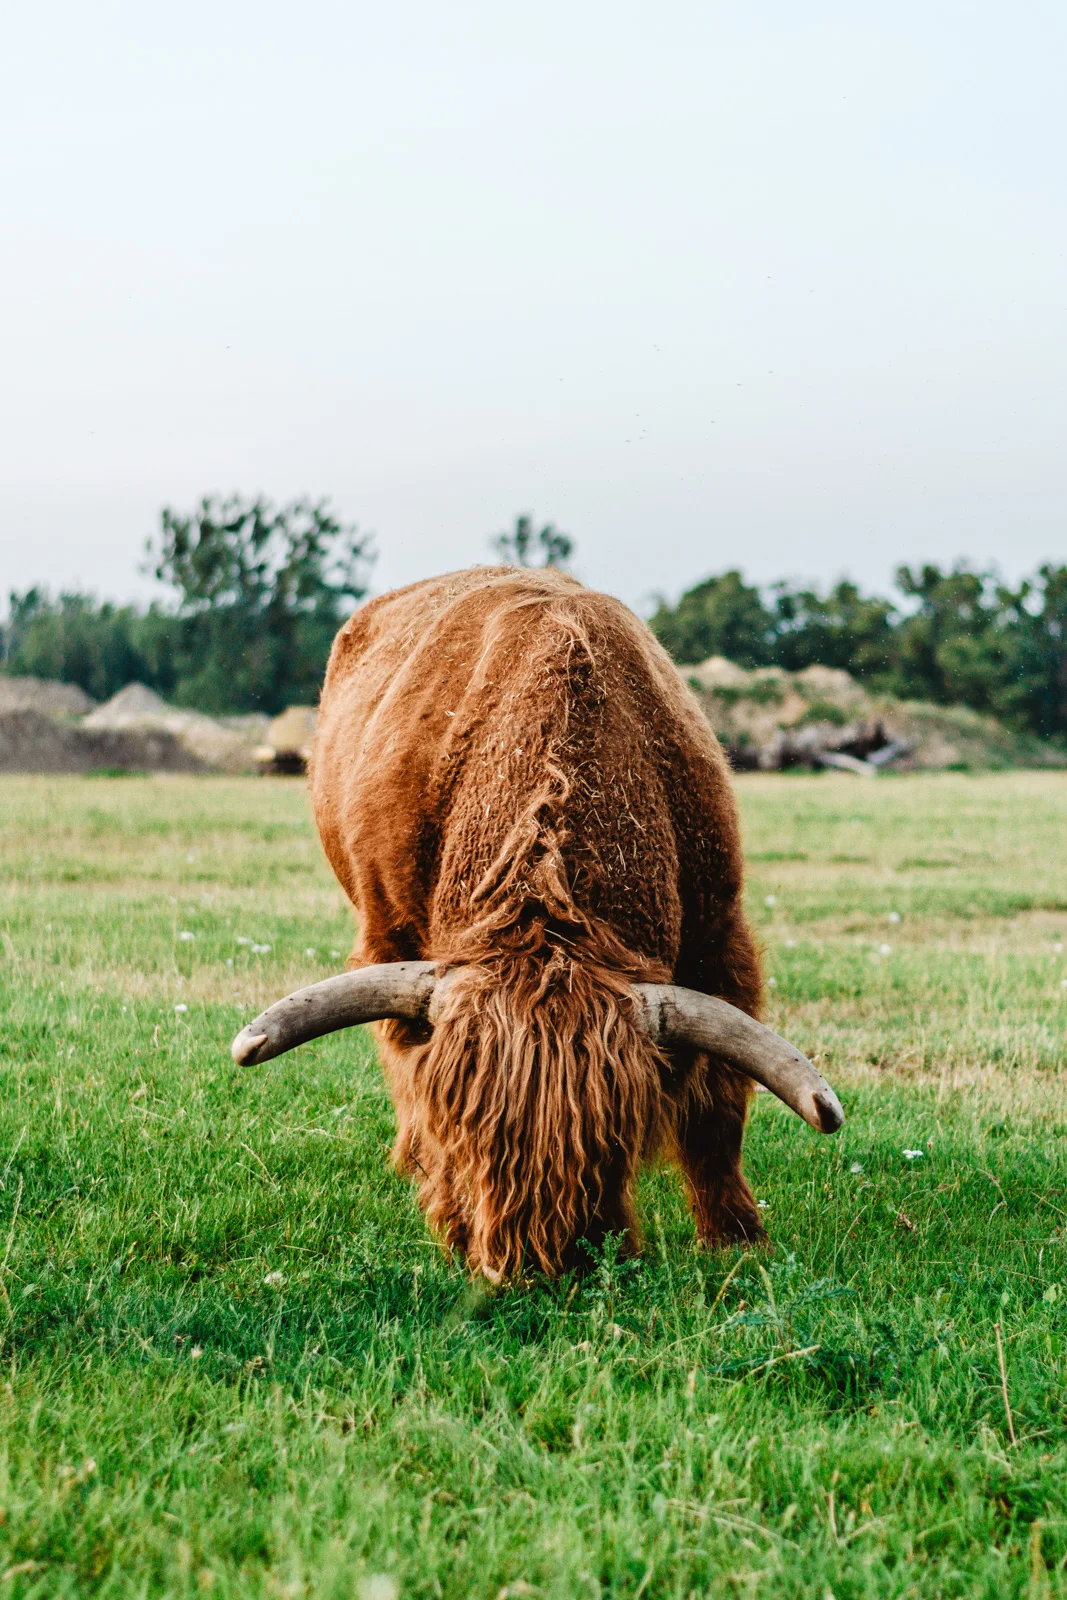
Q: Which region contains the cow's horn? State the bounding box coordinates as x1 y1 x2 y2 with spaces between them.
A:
632 983 844 1134
230 961 439 1065
230 963 843 1134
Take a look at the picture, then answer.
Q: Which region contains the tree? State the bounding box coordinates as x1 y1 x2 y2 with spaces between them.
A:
148 495 374 712
645 560 1067 745
648 571 774 668
491 515 573 569
1 589 178 703
889 564 1011 711
991 565 1067 739
769 579 896 681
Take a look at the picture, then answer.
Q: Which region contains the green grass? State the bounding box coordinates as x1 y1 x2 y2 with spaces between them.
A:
1 771 1066 1598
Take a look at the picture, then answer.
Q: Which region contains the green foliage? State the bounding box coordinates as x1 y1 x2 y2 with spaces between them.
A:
6 516 1066 746
743 673 787 706
651 562 1067 742
0 590 179 704
798 697 850 727
491 513 573 569
891 563 1067 741
648 570 773 668
1 773 1066 1596
1 496 374 716
149 495 374 713
771 578 897 679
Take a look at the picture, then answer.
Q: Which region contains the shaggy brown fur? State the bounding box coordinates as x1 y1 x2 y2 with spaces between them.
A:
311 566 765 1277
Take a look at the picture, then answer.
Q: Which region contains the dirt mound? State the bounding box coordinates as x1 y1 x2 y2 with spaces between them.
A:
0 676 96 716
683 661 813 755
792 664 871 716
217 712 272 740
681 658 1064 772
874 701 1063 771
0 709 206 774
83 682 170 722
84 683 262 773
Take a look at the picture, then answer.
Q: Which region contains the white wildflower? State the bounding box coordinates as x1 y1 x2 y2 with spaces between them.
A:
252 944 271 954
765 894 777 908
174 1003 188 1013
767 977 777 988
360 1578 398 1600
879 943 892 955
903 1149 924 1160
757 1200 770 1209
178 930 195 942
263 1271 286 1288
305 948 317 958
888 911 901 924
850 1161 864 1174
236 937 253 946
785 939 796 948
226 958 234 967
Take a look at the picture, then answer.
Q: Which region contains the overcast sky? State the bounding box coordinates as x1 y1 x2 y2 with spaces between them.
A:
2 0 1064 615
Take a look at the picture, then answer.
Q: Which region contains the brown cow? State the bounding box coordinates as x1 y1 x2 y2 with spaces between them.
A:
233 567 842 1279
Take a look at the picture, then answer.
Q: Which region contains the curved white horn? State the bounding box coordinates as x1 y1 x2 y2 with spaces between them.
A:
633 983 843 1133
230 964 843 1134
231 961 439 1065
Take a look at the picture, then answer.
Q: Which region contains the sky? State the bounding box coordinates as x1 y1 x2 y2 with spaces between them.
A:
2 0 1065 616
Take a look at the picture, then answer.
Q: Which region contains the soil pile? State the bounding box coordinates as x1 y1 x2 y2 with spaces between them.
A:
0 677 269 773
82 683 170 721
83 684 264 773
0 709 205 774
0 675 97 716
682 658 1065 772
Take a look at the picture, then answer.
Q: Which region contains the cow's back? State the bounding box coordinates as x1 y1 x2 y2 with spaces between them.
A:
311 567 747 985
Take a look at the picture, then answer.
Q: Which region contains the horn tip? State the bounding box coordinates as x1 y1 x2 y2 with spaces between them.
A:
232 1030 269 1065
814 1090 844 1134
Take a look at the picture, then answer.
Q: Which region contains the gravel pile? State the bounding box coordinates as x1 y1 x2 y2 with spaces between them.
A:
0 675 97 716
83 683 263 773
0 709 206 774
682 657 1064 772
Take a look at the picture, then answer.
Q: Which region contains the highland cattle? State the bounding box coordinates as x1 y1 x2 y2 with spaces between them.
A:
232 567 842 1279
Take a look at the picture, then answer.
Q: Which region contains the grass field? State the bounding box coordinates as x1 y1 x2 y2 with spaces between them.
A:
1 771 1066 1599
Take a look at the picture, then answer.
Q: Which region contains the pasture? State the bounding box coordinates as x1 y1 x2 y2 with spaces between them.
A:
0 771 1065 1598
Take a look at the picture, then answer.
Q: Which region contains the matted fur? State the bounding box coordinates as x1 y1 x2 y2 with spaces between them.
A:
311 566 766 1278
398 948 666 1277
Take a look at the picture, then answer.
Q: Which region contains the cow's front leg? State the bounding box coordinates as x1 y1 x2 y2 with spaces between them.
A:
676 1061 765 1246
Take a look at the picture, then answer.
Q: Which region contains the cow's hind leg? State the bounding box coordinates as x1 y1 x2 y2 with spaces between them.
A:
676 1058 766 1247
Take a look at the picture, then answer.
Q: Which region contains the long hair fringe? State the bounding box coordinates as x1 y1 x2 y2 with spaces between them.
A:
394 628 670 1277
408 940 667 1278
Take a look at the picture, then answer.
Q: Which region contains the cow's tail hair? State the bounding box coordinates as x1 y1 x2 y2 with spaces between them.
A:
406 942 668 1280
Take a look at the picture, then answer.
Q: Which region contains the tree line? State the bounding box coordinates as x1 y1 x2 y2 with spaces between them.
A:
2 496 1064 740
648 564 1067 742
0 502 570 716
